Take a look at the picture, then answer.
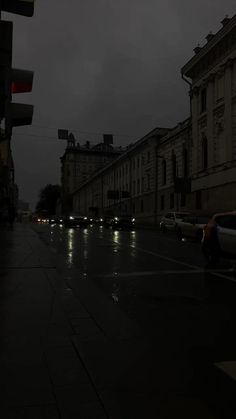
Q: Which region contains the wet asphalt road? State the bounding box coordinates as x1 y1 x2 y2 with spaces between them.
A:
34 223 236 358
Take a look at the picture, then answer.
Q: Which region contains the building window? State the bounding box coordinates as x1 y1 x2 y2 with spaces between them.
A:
141 200 144 213
137 157 140 168
161 195 165 210
141 177 144 192
162 160 167 185
133 159 135 170
147 173 150 190
202 135 208 170
137 179 140 194
196 190 202 210
132 203 135 214
170 193 174 209
181 192 186 207
141 155 144 165
183 148 188 177
172 153 177 181
200 88 207 113
133 181 136 195
147 151 150 163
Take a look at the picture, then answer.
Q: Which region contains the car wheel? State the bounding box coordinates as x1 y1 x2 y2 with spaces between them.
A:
202 243 220 265
196 229 203 242
176 228 183 241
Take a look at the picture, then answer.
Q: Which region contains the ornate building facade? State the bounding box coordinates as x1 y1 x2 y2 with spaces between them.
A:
182 14 236 213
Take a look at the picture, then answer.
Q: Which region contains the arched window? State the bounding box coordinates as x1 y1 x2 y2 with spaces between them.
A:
183 148 188 178
172 153 177 181
202 135 208 170
162 160 166 185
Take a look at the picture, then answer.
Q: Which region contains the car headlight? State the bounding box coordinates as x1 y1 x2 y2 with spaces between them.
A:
100 218 103 222
69 216 74 220
59 219 63 222
51 219 55 222
114 217 119 221
132 218 135 222
84 217 88 220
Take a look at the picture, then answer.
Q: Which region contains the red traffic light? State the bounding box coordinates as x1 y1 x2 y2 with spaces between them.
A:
11 69 33 93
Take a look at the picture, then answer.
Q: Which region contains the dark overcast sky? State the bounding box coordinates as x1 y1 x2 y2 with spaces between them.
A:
3 0 236 209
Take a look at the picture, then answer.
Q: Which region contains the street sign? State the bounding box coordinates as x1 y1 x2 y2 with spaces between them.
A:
1 0 35 17
122 191 130 198
103 134 113 145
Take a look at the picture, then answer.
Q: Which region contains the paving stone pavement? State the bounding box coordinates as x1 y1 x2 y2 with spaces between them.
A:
0 224 220 418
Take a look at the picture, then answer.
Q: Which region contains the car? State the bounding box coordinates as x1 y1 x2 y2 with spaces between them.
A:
111 215 135 230
104 216 115 228
176 215 209 242
63 214 89 228
201 211 236 263
93 217 104 226
160 212 190 232
49 216 63 225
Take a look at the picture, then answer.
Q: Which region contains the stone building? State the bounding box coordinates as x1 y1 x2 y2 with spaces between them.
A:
70 14 236 222
157 118 192 215
72 125 192 222
181 14 236 213
60 135 123 213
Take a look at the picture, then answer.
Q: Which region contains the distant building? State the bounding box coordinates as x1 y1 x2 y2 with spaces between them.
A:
60 135 124 213
18 200 30 212
72 127 171 222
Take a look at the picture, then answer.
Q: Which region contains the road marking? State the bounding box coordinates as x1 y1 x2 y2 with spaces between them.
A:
100 268 235 278
112 239 236 283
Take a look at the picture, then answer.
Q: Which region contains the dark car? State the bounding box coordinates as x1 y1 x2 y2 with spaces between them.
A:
104 216 114 228
111 215 135 230
63 214 89 228
49 215 64 225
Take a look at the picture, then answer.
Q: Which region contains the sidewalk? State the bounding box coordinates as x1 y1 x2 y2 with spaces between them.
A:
0 224 220 418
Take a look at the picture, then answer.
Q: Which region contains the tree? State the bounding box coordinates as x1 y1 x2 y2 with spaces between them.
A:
36 184 61 215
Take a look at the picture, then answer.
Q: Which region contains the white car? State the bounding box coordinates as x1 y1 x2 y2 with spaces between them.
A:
176 215 209 241
160 212 190 232
202 211 236 261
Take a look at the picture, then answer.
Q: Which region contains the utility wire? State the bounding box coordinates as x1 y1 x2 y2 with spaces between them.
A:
22 123 139 139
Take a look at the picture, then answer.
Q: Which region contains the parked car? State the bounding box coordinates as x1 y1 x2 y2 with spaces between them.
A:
111 215 135 230
201 211 236 262
160 212 190 232
176 215 209 241
63 214 89 228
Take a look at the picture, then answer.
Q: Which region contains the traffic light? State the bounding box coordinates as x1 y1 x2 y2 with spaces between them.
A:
10 68 34 127
0 21 13 120
0 2 35 131
1 1 35 17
